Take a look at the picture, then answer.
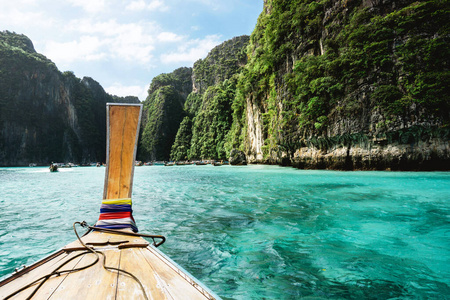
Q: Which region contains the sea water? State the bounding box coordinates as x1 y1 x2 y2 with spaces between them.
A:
0 165 449 299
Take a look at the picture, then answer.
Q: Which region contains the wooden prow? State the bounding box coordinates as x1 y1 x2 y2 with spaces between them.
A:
103 103 142 200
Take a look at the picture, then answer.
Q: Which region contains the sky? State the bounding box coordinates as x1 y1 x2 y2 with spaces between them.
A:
0 0 263 100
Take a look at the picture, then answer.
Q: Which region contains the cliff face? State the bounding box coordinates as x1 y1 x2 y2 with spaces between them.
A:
191 36 249 94
138 36 249 161
235 0 449 170
138 67 192 161
0 31 136 166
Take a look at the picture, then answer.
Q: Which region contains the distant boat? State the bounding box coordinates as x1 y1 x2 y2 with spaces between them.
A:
175 161 193 166
0 103 220 300
28 163 37 167
135 160 144 166
164 162 175 166
195 161 208 165
212 161 223 166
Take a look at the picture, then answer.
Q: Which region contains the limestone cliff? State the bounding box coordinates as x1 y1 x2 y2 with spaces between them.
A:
0 31 136 166
234 0 449 170
138 37 249 161
138 67 192 161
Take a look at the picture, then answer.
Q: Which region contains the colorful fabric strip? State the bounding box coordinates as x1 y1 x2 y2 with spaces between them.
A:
101 198 132 205
98 212 133 220
95 198 138 232
100 204 132 213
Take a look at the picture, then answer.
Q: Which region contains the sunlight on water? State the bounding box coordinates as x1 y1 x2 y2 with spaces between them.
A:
1 165 449 299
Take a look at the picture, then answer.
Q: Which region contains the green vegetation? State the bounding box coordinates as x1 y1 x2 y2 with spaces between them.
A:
188 78 236 160
170 116 192 161
166 0 448 165
139 86 185 161
165 36 249 161
223 0 449 161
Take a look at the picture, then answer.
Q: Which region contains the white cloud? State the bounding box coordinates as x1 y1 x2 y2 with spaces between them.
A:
49 19 158 65
160 35 222 64
157 32 184 42
44 36 106 64
105 83 149 100
67 0 107 13
0 3 54 30
190 0 224 11
126 0 168 12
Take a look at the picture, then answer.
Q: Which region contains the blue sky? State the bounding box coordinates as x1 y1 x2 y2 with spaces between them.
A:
0 0 263 100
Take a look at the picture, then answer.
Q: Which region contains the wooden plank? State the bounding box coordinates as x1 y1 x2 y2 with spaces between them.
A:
116 248 167 300
0 251 85 299
104 104 142 200
140 247 214 300
32 251 97 299
46 249 121 300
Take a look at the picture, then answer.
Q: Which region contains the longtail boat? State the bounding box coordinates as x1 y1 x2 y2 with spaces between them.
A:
0 103 220 300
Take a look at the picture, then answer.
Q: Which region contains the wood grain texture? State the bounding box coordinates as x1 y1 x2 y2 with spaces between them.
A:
104 105 141 199
0 231 216 299
48 250 120 300
0 251 84 300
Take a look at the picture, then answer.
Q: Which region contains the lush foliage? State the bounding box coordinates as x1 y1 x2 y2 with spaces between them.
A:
139 86 185 160
188 78 236 160
225 0 450 160
0 31 134 165
168 36 249 161
170 116 192 161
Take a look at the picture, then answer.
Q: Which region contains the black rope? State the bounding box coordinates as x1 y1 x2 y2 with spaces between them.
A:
80 221 166 247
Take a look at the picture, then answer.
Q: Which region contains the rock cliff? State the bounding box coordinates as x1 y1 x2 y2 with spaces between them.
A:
138 68 192 161
138 36 249 161
0 31 137 166
234 0 449 170
146 1 449 170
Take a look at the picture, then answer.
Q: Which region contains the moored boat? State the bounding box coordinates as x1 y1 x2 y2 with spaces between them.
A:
0 103 221 300
49 163 58 172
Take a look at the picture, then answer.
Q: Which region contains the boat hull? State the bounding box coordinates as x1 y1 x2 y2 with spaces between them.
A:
0 230 219 299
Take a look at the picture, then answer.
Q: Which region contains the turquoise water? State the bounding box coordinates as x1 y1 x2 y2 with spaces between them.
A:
1 165 449 299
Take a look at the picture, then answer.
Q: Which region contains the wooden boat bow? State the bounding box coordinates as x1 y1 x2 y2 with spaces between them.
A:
0 103 220 300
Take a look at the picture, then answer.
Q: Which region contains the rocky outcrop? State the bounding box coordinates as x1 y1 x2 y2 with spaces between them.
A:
229 149 247 165
292 137 449 171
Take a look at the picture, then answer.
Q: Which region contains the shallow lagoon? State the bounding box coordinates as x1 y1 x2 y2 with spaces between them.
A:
1 165 449 299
